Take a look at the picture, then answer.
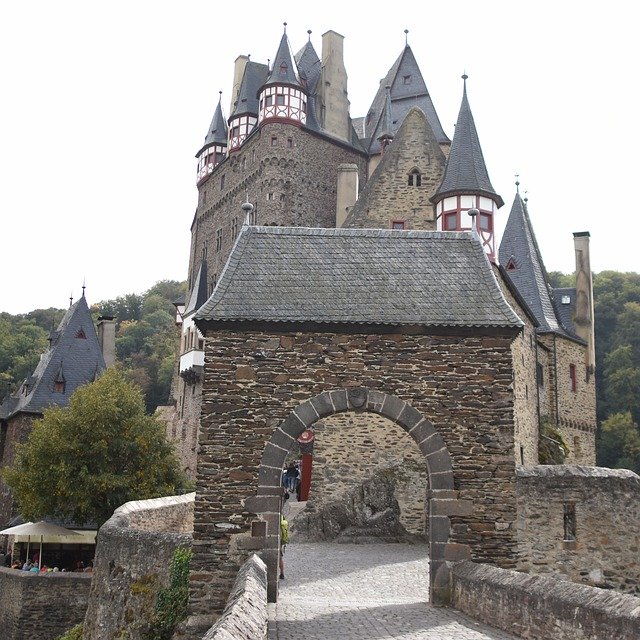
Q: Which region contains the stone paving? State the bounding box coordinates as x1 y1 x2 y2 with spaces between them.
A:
268 542 519 640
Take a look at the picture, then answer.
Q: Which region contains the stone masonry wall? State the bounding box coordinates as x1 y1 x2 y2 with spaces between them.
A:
516 466 640 594
538 334 596 464
303 411 427 536
494 274 540 466
0 566 91 640
83 494 194 640
190 327 519 629
0 412 35 528
452 560 640 640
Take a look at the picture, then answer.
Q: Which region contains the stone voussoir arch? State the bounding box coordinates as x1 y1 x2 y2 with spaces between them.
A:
249 387 471 605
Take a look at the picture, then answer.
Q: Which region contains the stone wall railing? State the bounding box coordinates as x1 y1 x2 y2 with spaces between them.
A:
452 561 640 639
202 554 268 640
516 465 640 594
0 566 91 640
83 493 194 640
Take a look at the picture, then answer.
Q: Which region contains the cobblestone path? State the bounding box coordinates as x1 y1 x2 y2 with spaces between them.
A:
268 542 519 640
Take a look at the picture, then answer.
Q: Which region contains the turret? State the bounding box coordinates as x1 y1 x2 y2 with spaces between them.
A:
258 23 308 127
196 92 228 182
431 75 503 260
228 60 269 151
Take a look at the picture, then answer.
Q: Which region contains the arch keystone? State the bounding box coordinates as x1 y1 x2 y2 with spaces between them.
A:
347 387 368 409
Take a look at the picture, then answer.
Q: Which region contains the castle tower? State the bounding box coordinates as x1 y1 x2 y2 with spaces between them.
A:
431 75 504 260
257 24 308 128
196 93 228 183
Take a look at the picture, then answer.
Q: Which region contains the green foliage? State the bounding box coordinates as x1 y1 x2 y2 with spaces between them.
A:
93 280 186 412
145 547 192 640
0 313 52 400
56 624 83 640
597 412 640 474
3 367 189 527
547 271 575 288
538 418 569 464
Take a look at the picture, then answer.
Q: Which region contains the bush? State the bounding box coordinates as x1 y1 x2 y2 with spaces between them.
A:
56 624 83 640
145 547 192 640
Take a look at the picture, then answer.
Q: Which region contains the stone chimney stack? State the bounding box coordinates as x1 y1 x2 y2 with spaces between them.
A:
97 316 116 368
230 55 250 115
336 164 359 227
319 31 350 142
573 232 596 375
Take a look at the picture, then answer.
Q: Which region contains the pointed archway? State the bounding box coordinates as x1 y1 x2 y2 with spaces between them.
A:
244 387 472 605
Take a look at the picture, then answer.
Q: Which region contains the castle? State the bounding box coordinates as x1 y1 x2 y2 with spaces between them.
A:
164 25 597 481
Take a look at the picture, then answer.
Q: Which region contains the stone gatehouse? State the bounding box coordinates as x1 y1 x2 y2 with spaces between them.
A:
186 225 524 633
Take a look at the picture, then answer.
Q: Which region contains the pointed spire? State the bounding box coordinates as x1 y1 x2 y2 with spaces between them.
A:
262 27 303 89
377 85 394 149
431 74 503 206
184 259 209 316
404 29 409 46
203 92 228 147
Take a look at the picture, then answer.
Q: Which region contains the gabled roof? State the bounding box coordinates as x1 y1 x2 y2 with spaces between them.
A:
432 77 503 206
184 259 208 317
197 93 228 157
498 193 572 336
0 297 106 420
229 61 269 119
363 45 449 154
262 31 304 90
194 226 523 330
552 287 579 336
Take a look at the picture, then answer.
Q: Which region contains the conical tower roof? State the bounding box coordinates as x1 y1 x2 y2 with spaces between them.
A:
229 61 269 119
262 26 304 90
498 192 566 334
432 76 503 207
0 296 106 420
365 44 449 154
295 36 321 93
184 259 209 317
196 93 228 157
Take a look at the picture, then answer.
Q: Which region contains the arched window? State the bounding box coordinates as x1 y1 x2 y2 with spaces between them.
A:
408 169 422 187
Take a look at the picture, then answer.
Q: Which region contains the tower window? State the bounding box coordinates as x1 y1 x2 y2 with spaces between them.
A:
287 138 293 148
216 228 223 251
479 213 492 231
54 381 65 394
408 169 422 186
271 136 278 147
232 217 238 238
570 364 577 392
536 363 544 387
276 94 286 106
267 193 274 201
220 175 226 189
265 95 273 108
391 220 405 230
444 212 457 230
403 75 412 84
280 62 288 75
563 502 576 541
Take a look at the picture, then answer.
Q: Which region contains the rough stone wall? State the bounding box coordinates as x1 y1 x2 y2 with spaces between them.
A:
344 107 445 230
452 560 640 640
0 412 36 528
303 411 427 535
538 334 596 464
0 567 90 640
516 466 640 594
494 274 540 466
202 555 267 640
159 396 201 481
83 494 194 640
191 327 519 628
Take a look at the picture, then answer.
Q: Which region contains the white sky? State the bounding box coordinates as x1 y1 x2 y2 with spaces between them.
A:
1 1 637 315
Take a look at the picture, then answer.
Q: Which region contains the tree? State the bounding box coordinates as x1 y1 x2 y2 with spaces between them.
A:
3 367 188 527
597 411 640 474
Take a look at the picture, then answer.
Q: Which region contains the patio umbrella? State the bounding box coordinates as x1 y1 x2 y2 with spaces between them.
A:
0 521 80 569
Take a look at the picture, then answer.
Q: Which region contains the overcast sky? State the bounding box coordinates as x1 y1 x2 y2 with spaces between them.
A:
1 1 637 315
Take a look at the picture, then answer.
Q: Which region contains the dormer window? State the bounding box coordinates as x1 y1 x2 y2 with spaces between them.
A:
280 62 288 75
75 328 87 339
391 220 406 230
506 257 517 271
562 295 571 305
403 75 412 85
54 381 65 394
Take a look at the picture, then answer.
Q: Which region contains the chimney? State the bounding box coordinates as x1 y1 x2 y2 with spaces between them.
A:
573 232 596 376
336 164 359 227
97 316 116 368
319 31 350 142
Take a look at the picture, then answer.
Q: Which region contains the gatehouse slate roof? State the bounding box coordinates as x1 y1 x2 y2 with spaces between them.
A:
194 226 523 329
0 296 106 420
